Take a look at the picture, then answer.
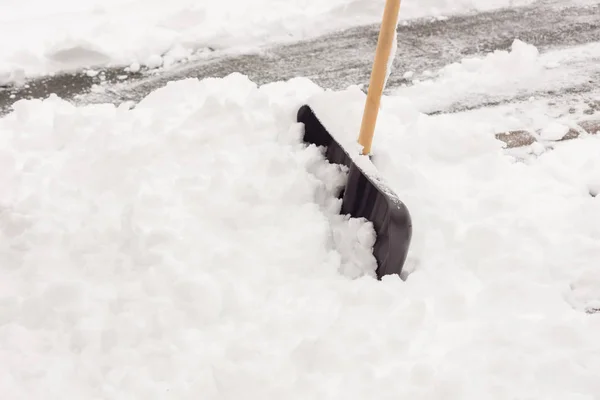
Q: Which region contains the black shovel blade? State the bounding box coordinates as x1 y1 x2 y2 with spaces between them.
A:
297 104 412 279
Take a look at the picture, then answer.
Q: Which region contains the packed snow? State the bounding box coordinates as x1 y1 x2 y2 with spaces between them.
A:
0 0 546 85
1 70 599 398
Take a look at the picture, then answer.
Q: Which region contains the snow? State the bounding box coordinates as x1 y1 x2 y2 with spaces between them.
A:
128 62 141 74
541 121 571 141
392 39 600 114
421 89 600 147
384 3 401 89
0 0 545 85
2 67 600 398
384 29 399 88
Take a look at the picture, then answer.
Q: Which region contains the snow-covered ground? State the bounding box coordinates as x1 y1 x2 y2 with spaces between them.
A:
0 0 548 85
388 38 600 135
2 0 599 397
72 37 599 140
1 69 599 398
393 39 600 114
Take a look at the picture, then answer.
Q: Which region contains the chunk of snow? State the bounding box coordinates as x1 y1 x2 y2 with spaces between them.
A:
403 71 415 79
540 121 570 141
129 62 141 73
90 84 105 93
145 55 164 69
162 45 192 68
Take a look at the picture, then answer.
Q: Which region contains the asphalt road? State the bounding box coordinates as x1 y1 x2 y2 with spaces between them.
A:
1 1 599 118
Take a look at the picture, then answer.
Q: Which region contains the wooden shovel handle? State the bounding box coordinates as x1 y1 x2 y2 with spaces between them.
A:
357 0 401 155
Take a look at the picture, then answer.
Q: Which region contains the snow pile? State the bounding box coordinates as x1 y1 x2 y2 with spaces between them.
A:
0 74 378 398
393 40 600 113
0 0 542 85
2 73 600 398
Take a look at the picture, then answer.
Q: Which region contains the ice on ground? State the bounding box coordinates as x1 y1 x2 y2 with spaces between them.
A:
1 72 600 398
0 0 542 84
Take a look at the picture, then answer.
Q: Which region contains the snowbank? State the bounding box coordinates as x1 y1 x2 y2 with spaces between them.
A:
1 73 599 398
0 0 540 85
393 40 600 114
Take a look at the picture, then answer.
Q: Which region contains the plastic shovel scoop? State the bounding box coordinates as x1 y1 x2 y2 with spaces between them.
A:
297 0 412 279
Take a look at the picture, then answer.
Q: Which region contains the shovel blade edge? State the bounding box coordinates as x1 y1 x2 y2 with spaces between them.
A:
297 105 412 279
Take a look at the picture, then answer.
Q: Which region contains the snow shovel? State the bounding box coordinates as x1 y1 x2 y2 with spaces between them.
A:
297 0 412 279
